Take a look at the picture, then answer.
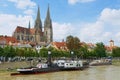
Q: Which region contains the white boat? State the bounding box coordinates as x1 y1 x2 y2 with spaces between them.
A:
89 59 112 66
53 59 88 71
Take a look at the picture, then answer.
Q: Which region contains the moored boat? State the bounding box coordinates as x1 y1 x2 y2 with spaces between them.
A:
89 59 112 66
12 51 89 75
16 63 59 74
53 59 89 71
13 51 60 75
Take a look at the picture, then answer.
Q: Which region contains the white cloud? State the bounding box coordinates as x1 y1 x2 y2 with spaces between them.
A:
79 21 104 42
52 8 120 46
99 8 120 26
24 9 34 15
68 0 95 5
53 22 74 41
78 8 120 45
0 14 34 36
8 0 36 9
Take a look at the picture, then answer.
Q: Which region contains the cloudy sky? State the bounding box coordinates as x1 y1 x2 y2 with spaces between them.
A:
0 0 120 46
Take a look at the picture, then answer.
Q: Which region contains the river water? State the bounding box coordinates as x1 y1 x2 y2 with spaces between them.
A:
0 65 120 80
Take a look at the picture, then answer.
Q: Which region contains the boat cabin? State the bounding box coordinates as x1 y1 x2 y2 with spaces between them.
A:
53 60 83 68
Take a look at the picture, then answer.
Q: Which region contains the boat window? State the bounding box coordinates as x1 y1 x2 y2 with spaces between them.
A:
76 64 79 66
61 63 64 65
70 64 73 65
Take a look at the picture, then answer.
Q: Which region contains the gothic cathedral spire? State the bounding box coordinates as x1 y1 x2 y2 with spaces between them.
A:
44 4 53 43
28 21 31 41
34 6 42 31
28 21 30 29
34 6 43 43
46 4 50 22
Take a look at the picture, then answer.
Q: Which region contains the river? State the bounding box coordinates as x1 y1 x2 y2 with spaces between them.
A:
0 65 120 80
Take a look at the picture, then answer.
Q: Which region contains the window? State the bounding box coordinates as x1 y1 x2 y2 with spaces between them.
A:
70 64 73 65
17 36 19 40
46 31 47 35
61 63 64 65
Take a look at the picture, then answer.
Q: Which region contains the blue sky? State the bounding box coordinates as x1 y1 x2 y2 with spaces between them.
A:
0 0 120 46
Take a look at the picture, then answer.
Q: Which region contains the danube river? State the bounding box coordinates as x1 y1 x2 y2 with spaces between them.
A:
0 65 120 80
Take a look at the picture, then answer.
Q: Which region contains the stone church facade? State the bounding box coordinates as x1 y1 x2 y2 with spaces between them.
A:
13 6 53 44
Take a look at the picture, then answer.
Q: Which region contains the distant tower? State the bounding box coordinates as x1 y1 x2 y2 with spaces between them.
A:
44 5 53 43
34 6 43 43
109 40 114 48
28 21 31 41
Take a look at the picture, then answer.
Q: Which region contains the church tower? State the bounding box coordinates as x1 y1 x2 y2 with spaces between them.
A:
34 6 43 43
109 40 114 48
44 5 53 43
28 21 31 41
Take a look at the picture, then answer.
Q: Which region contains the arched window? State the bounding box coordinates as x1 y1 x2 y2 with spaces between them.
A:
46 31 47 35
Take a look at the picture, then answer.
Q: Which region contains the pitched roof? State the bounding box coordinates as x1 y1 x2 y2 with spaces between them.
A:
14 26 43 35
52 42 68 51
0 36 18 44
14 26 29 33
109 40 114 42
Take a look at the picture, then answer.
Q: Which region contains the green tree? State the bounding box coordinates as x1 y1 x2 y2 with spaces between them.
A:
112 47 120 57
80 45 89 59
40 47 48 57
3 46 16 57
66 35 80 51
94 42 107 58
0 47 4 56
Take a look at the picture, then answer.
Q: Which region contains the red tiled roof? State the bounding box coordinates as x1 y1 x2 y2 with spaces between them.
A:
0 36 18 44
14 26 29 33
14 26 43 35
52 42 68 50
53 42 66 47
109 40 114 42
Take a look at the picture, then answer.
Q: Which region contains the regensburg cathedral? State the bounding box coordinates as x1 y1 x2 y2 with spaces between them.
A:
13 6 53 45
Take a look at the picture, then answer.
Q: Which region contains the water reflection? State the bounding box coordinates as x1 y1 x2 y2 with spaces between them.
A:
0 65 120 80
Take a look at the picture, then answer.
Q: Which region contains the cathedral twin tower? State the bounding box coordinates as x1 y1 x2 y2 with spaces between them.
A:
13 5 53 44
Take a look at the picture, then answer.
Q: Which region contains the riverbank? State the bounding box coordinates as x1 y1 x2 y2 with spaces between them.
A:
0 61 31 71
112 60 120 66
0 60 119 72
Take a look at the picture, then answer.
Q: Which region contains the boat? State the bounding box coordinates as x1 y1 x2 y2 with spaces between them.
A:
12 52 60 75
16 63 59 74
53 59 89 71
89 59 112 66
11 52 89 75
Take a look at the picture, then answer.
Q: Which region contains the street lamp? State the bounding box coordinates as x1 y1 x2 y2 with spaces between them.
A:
71 51 74 60
48 51 51 55
48 51 51 67
71 51 74 55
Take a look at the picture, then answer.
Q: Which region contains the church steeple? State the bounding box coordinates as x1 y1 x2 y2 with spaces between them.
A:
46 4 50 21
36 6 41 21
44 4 51 27
28 21 31 41
44 4 53 43
34 6 42 31
28 21 30 29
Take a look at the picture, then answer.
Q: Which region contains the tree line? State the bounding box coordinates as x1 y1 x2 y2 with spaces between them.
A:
0 35 120 59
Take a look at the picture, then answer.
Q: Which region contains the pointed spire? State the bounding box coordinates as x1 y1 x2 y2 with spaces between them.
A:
34 5 42 31
46 4 51 21
28 21 30 29
36 6 41 21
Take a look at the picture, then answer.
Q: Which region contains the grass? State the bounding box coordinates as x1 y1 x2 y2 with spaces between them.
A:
0 61 31 71
112 60 120 66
